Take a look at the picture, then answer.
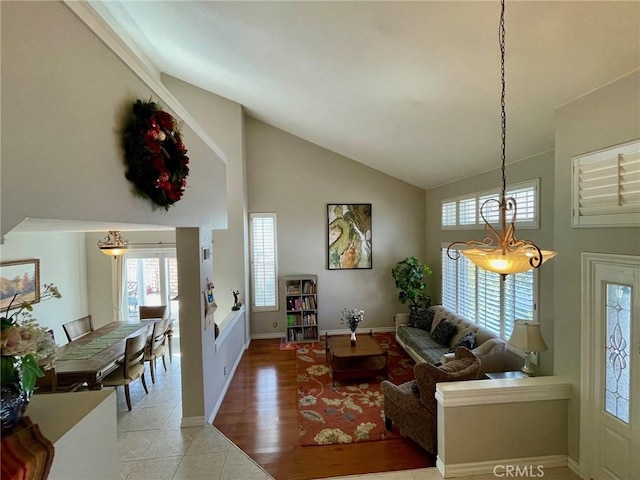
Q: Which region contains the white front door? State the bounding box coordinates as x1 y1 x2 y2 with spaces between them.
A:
582 253 640 480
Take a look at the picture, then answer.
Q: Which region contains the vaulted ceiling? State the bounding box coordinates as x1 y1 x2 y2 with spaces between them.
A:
92 1 640 190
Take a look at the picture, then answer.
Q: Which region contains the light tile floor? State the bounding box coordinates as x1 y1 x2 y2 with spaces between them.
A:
114 345 580 480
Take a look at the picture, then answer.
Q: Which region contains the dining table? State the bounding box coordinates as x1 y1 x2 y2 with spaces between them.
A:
54 321 150 390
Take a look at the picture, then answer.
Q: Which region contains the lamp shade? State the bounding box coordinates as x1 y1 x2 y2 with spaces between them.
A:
97 231 129 257
508 320 548 353
461 249 557 276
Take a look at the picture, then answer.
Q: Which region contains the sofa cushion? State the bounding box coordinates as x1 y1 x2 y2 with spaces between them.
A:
397 326 449 365
432 319 457 346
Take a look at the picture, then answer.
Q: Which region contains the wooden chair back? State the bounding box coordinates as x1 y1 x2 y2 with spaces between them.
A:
62 315 94 342
139 305 167 319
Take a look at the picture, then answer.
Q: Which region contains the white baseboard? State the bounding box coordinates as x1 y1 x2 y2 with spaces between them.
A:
250 332 282 340
207 341 245 424
567 456 582 478
437 454 567 478
180 416 206 428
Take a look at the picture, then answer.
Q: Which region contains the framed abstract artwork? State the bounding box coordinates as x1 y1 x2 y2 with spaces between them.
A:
0 259 41 310
327 204 372 270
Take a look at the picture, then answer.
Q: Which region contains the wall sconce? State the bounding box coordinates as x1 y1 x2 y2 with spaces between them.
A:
97 231 129 257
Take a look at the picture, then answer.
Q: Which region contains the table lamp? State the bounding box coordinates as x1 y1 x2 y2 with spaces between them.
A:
507 320 548 376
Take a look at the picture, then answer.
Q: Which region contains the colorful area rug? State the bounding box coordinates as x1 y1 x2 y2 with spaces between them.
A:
296 332 415 446
280 338 296 351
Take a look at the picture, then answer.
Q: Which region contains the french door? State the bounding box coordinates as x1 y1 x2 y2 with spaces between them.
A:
124 249 179 322
581 253 640 480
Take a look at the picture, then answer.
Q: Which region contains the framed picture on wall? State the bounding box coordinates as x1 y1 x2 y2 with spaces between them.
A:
327 204 372 270
0 259 41 310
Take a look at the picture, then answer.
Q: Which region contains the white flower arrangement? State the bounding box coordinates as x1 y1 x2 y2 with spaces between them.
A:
341 308 364 333
1 283 60 393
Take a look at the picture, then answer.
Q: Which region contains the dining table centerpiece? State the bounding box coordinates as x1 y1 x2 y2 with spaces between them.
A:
341 308 364 346
1 284 59 433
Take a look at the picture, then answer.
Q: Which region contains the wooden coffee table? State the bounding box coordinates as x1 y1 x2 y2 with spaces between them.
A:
325 333 388 386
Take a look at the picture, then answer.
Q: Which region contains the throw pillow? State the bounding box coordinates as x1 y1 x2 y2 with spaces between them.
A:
432 319 457 347
453 332 476 351
412 306 435 331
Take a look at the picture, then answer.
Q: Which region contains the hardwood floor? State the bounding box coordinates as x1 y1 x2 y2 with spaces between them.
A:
213 339 433 480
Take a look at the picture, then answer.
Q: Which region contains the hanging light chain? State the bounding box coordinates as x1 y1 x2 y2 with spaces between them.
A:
499 0 507 202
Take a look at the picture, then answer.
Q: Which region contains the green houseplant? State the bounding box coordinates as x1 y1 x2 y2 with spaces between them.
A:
391 257 432 323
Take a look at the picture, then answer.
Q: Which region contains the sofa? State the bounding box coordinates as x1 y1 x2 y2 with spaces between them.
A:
381 347 481 454
395 305 506 375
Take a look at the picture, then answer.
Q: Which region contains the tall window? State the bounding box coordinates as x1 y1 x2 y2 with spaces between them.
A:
442 247 536 340
250 213 278 311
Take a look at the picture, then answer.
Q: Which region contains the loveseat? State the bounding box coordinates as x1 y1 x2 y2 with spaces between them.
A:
395 305 506 375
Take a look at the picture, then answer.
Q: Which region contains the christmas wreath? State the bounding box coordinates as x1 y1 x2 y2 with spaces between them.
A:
123 99 189 210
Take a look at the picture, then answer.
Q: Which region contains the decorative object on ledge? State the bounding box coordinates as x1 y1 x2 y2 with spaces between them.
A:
123 99 190 210
447 0 556 279
507 320 548 377
231 290 242 311
97 231 129 257
1 284 60 433
341 308 364 345
328 204 372 270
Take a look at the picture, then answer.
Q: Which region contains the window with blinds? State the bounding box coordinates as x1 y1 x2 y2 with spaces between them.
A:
441 246 536 340
442 179 539 229
572 139 640 227
249 213 279 311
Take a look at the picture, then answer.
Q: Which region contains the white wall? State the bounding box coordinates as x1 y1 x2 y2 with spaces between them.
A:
553 70 640 463
246 117 426 336
0 232 89 344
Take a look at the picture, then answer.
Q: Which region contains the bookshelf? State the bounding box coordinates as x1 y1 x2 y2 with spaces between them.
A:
284 275 318 342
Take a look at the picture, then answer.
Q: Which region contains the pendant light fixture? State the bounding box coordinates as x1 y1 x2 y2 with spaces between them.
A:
447 0 556 279
97 231 129 257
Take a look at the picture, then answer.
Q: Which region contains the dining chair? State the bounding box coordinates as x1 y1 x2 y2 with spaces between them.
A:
144 318 171 384
62 315 94 343
139 305 173 363
101 328 149 410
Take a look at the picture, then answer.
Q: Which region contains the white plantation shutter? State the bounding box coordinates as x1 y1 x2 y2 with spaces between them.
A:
507 183 537 226
478 190 500 224
250 213 278 311
442 200 457 227
441 248 457 311
457 254 477 321
503 271 534 339
458 197 477 226
573 140 640 226
477 268 501 335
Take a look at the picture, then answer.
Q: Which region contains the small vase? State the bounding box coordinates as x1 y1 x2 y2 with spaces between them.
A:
1 377 30 433
350 331 357 346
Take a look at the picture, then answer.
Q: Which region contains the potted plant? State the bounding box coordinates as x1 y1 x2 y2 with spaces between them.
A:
391 257 432 323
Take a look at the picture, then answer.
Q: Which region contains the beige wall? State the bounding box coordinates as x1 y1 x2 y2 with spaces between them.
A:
425 151 556 374
161 75 249 321
553 70 640 463
441 400 568 465
246 117 426 335
1 1 227 238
